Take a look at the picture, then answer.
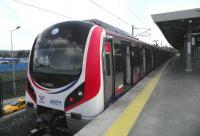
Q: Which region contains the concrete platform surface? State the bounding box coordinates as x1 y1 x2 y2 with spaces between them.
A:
75 57 170 136
75 56 200 136
129 56 200 136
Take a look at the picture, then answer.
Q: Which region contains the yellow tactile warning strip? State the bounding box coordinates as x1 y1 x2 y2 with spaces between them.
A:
104 61 169 136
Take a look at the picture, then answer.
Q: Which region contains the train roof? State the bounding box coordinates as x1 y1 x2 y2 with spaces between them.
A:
85 19 134 38
85 20 154 46
85 19 174 52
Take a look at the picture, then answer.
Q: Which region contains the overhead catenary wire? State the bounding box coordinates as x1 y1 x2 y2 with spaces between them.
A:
134 27 149 29
13 0 75 20
117 0 153 37
89 0 152 37
14 0 131 28
89 0 132 27
118 1 147 26
13 0 152 38
134 28 151 37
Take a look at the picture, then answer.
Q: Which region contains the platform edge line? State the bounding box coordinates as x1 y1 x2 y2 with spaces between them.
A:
103 60 170 136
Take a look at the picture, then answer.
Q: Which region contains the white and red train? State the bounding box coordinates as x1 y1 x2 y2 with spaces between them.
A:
26 19 173 133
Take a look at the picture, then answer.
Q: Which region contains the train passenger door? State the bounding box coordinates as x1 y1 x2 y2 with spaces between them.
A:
113 39 124 96
113 40 131 96
131 43 140 85
103 39 114 105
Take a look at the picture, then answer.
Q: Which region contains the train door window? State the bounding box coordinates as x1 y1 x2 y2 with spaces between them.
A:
145 47 148 73
149 48 152 72
139 45 144 78
103 40 113 105
153 49 155 69
146 47 150 74
126 45 131 84
131 43 139 84
113 40 124 95
143 46 146 75
151 49 154 70
154 49 157 68
122 41 131 85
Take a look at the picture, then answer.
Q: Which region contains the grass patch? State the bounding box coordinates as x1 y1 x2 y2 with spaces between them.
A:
0 70 27 82
0 71 27 99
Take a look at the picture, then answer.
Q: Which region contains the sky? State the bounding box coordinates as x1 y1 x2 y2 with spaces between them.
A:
0 0 199 50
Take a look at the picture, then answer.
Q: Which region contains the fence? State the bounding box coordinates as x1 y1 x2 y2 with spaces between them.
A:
0 78 2 118
0 63 27 72
0 79 26 101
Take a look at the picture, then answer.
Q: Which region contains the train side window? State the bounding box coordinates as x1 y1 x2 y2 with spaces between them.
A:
104 42 111 76
105 54 111 76
114 43 123 73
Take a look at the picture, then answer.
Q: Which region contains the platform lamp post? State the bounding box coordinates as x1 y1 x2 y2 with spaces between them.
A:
10 26 21 95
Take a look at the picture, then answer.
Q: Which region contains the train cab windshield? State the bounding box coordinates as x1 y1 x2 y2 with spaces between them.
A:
31 21 93 76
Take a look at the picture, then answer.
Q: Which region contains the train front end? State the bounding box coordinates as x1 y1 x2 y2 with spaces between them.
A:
26 21 105 132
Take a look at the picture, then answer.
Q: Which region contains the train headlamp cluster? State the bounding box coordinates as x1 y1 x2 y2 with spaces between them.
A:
65 83 84 108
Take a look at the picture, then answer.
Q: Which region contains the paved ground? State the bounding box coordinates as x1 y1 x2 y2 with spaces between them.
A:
0 109 36 136
129 56 200 136
0 108 73 136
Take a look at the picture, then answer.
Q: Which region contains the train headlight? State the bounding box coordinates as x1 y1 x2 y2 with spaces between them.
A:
77 90 83 97
64 83 84 109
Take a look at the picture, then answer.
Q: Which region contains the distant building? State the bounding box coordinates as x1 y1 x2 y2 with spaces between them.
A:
0 57 28 64
19 58 29 63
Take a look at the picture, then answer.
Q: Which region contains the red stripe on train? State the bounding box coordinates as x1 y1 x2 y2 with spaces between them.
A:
65 27 103 111
26 80 36 104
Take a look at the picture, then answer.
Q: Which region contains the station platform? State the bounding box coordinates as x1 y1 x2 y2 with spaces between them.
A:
75 55 200 136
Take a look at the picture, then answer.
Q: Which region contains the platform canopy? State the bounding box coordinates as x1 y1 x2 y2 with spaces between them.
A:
151 8 200 49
